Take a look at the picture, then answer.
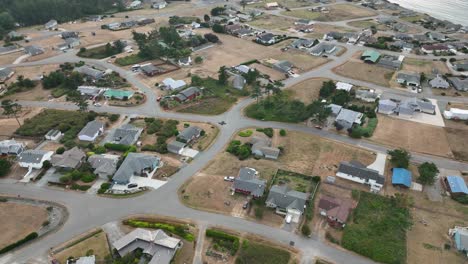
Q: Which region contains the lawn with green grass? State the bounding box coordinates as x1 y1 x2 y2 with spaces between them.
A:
342 191 412 264
235 241 290 264
115 54 148 66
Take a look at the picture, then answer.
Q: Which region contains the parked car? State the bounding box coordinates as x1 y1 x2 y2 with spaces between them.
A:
94 103 102 107
242 201 249 209
224 176 235 182
128 183 138 188
285 214 292 224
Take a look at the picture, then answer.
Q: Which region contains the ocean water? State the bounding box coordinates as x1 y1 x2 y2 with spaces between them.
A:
388 0 468 26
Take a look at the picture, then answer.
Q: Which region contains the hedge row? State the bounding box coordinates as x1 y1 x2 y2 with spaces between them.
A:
205 229 240 255
123 219 194 241
104 143 132 152
0 232 38 254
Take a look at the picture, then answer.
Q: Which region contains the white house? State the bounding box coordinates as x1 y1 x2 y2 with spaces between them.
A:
336 82 353 92
45 129 62 141
152 1 167 9
444 108 468 120
78 121 104 142
18 150 53 169
162 78 186 90
336 160 385 193
178 57 192 66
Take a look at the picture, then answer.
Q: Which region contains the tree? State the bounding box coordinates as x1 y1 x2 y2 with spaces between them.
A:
203 14 210 22
212 23 225 33
70 96 89 112
204 33 219 43
319 80 336 98
1 100 22 126
0 159 12 177
331 90 351 106
244 68 259 84
211 7 226 16
251 84 262 103
218 66 228 85
191 75 203 86
418 162 439 185
194 56 203 64
279 129 286 136
301 224 311 236
387 149 411 168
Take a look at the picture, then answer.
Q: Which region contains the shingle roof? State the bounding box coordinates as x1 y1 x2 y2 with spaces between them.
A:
318 195 353 223
167 140 186 153
74 66 103 79
397 72 420 85
78 120 104 138
266 185 308 213
430 75 450 88
51 147 85 169
18 150 50 164
113 153 160 184
111 124 142 145
233 167 266 197
178 126 201 142
88 154 119 176
338 161 385 185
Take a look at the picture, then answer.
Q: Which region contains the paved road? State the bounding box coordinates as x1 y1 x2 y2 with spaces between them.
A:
2 1 468 263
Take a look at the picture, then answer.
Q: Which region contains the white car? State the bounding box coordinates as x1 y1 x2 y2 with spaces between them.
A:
285 214 292 224
94 103 102 107
224 176 235 182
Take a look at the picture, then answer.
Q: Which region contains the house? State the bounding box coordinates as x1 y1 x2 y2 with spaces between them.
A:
355 89 379 102
58 37 80 51
234 28 254 37
250 136 280 160
395 33 413 41
444 108 468 120
51 147 86 170
266 185 308 222
177 126 202 144
112 153 160 185
104 89 134 100
445 175 468 197
113 228 181 264
162 78 186 91
392 168 412 188
88 154 119 178
378 99 398 114
86 15 102 22
235 65 251 74
335 109 363 130
45 129 62 141
138 18 155 26
453 62 468 72
45 19 58 30
336 160 385 192
421 44 450 54
74 66 104 80
361 50 381 63
229 74 246 90
128 0 142 9
75 255 95 264
391 40 414 53
448 77 468 91
233 167 266 198
140 63 162 76
290 38 316 49
236 14 252 22
78 120 104 142
256 33 276 45
167 140 186 155
0 67 15 83
174 87 201 103
178 57 192 66
61 31 79 39
294 24 314 33
225 24 242 34
272 60 293 73
398 97 436 117
152 0 167 9
318 195 353 228
413 34 430 42
7 31 22 39
24 45 45 56
18 150 53 169
327 104 342 116
294 19 313 26
310 43 336 56
428 32 447 41
265 2 279 9
396 72 421 87
336 82 353 92
77 86 105 98
377 54 404 70
449 226 468 255
0 140 25 155
429 75 450 89
107 124 143 146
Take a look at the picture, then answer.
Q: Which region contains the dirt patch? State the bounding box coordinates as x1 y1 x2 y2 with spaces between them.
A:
372 115 453 157
53 231 110 264
0 202 48 249
402 58 450 75
283 4 377 22
445 127 468 161
287 77 330 104
333 61 395 87
0 107 43 140
250 63 285 81
0 50 23 65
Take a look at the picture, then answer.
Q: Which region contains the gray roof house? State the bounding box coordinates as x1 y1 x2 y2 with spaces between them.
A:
355 90 379 102
335 109 363 130
0 139 25 155
291 38 316 49
61 31 79 39
266 185 308 214
77 86 105 97
108 124 143 146
398 97 436 116
51 147 86 170
454 62 468 72
230 74 246 90
78 121 104 142
449 77 468 91
88 154 119 178
74 66 104 80
377 54 403 70
336 160 385 192
378 99 398 115
113 228 182 264
24 45 45 56
328 104 343 116
396 72 421 87
167 140 186 155
256 33 276 44
18 150 53 169
273 60 293 73
113 153 161 185
310 43 336 56
429 75 450 89
177 126 202 144
0 67 14 83
233 167 266 198
45 19 58 30
250 136 280 160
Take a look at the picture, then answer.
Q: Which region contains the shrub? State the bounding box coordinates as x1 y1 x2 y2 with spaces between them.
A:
109 114 120 122
81 174 96 183
93 145 107 154
301 224 311 236
279 129 286 136
60 175 72 183
100 182 111 190
261 128 274 138
0 159 12 177
124 220 194 241
238 130 253 137
387 148 411 168
205 229 240 255
254 207 264 219
42 160 52 169
104 143 131 152
0 232 38 254
56 147 65 154
418 162 439 185
195 56 203 64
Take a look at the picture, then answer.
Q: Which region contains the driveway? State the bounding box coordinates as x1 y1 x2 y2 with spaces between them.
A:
111 176 166 191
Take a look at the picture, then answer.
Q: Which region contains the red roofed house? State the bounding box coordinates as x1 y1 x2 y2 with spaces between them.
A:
318 195 354 228
421 44 450 54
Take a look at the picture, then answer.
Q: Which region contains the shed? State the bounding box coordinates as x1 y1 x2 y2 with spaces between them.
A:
392 168 412 188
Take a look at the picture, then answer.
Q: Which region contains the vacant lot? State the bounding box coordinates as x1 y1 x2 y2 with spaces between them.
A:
249 0 316 9
53 230 110 264
372 115 453 157
283 4 377 22
333 61 395 87
250 63 286 81
249 14 296 31
0 50 22 65
402 58 450 75
273 51 330 72
445 127 468 161
0 107 43 140
347 19 378 28
0 201 48 249
287 77 330 104
180 129 374 221
304 23 356 39
236 240 291 264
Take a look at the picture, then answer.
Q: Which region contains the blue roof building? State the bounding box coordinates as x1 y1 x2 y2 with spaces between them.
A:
392 168 412 188
446 176 468 195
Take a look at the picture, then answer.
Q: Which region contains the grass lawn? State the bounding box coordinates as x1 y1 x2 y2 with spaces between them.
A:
176 78 245 115
115 54 148 66
54 231 110 264
235 241 291 264
286 77 329 104
274 170 316 193
342 191 411 264
77 45 117 59
333 61 394 87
